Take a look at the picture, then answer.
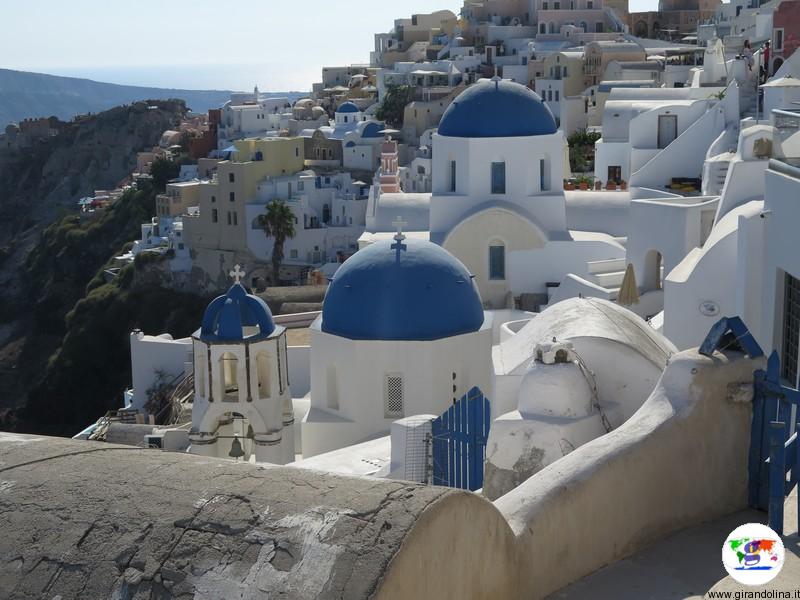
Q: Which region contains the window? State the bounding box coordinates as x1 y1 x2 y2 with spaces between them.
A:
211 195 216 203
178 243 184 250
229 192 235 202
491 162 506 194
384 375 404 418
229 173 235 183
295 147 300 157
540 157 550 191
211 208 218 223
587 0 593 7
555 90 560 101
290 249 298 259
449 160 457 192
489 244 506 280
233 212 238 226
227 211 232 225
775 28 784 51
782 273 800 386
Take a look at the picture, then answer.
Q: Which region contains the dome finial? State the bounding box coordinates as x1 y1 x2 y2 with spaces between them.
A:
229 264 246 284
392 216 407 242
391 216 407 260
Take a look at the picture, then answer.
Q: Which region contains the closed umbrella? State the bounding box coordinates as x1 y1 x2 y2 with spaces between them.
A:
617 263 640 306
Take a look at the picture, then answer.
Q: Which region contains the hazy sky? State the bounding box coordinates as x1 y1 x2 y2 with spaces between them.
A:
2 0 658 92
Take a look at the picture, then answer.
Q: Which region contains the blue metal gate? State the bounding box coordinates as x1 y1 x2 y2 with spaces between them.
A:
431 387 491 491
751 351 800 535
700 316 799 535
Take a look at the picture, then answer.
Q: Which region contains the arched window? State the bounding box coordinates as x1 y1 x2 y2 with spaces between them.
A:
540 23 546 34
256 351 271 399
489 242 506 281
220 353 239 401
196 353 207 398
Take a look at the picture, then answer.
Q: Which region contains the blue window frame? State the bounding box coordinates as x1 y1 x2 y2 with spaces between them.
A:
491 162 506 194
489 245 506 280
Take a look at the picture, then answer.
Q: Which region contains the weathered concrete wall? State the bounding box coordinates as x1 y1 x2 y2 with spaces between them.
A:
494 349 761 598
0 433 515 599
0 348 762 599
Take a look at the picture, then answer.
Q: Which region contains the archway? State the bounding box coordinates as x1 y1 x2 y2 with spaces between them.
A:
643 250 663 291
220 352 239 401
635 21 648 37
256 351 271 399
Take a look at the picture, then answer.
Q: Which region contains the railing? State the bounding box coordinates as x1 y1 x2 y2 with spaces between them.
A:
774 108 800 131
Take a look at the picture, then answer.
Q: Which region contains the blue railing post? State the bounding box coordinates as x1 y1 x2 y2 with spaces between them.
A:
769 421 786 535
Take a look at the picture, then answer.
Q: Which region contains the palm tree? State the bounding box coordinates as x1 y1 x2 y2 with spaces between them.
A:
258 200 296 285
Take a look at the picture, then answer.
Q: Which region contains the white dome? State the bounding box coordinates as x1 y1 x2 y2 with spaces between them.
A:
517 361 592 418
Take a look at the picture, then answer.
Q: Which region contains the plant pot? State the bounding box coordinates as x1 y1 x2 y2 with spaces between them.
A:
579 182 588 190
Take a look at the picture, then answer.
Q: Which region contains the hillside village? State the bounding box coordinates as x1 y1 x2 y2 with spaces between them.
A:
4 0 800 598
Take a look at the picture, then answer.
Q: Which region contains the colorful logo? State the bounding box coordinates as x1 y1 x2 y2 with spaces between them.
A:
722 523 785 586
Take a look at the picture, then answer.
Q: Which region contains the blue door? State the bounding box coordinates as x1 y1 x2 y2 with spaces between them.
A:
431 387 491 491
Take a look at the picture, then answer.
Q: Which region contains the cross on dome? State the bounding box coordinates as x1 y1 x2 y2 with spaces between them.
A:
230 264 246 284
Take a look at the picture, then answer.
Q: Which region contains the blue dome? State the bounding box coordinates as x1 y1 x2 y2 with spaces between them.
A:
321 238 484 341
361 121 384 138
438 79 557 138
200 283 275 342
337 102 359 114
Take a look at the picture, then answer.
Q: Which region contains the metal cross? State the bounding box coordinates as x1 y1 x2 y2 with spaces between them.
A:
230 264 246 283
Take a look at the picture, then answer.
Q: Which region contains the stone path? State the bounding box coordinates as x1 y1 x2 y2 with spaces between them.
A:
551 490 799 599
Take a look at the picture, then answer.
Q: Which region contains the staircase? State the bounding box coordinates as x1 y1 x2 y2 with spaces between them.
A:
585 258 627 300
703 153 734 196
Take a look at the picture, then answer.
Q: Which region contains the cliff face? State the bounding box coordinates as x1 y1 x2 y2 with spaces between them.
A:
0 100 202 434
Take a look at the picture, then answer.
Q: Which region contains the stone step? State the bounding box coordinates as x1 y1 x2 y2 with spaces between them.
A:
592 270 626 288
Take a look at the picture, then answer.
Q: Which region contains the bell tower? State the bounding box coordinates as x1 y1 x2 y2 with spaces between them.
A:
188 265 294 464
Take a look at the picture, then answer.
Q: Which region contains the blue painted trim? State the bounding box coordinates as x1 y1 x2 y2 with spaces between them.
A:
769 421 786 535
699 316 764 358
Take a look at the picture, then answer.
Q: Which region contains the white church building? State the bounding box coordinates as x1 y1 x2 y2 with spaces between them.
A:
363 78 625 309
301 229 494 457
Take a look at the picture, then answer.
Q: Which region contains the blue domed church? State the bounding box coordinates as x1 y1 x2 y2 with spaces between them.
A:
189 266 295 464
302 229 494 457
430 78 569 308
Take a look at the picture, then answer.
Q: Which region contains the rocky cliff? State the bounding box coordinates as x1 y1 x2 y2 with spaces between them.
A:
0 100 209 435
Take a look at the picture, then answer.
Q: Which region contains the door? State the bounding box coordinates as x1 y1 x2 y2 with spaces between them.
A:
657 114 678 149
608 165 622 184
